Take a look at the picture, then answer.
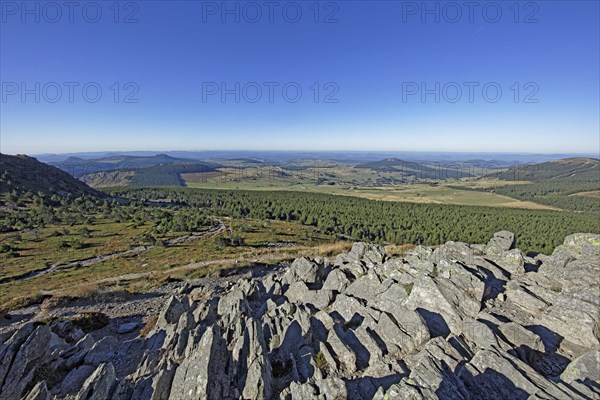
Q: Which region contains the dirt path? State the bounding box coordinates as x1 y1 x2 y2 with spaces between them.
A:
95 258 230 284
96 242 313 285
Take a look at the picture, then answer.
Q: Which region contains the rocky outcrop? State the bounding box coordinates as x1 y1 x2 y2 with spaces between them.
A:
1 232 599 400
0 325 51 400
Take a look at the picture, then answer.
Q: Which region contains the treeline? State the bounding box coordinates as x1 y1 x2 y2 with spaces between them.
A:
480 158 600 212
5 187 598 255
0 191 215 234
492 183 599 212
109 188 600 254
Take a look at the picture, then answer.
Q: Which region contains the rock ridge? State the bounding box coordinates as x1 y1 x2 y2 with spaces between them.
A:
1 232 599 400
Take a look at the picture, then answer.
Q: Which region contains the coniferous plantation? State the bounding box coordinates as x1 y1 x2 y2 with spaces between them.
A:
481 182 600 211
459 158 600 212
107 187 599 254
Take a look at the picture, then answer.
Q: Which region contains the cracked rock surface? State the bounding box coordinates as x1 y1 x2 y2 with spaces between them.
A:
1 232 599 400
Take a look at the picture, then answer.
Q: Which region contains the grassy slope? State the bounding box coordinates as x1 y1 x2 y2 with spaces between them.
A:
0 218 346 307
0 153 100 197
0 219 150 281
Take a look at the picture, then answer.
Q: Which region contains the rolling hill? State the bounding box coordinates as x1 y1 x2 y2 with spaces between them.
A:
80 162 219 187
0 153 100 197
485 158 600 212
355 158 472 179
50 154 213 178
49 154 220 187
494 157 600 183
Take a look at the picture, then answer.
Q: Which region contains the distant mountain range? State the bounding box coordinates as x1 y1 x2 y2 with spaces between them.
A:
33 151 599 165
50 154 214 177
3 153 598 194
0 154 100 197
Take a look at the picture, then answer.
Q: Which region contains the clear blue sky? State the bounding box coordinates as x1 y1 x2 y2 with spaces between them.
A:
1 1 599 154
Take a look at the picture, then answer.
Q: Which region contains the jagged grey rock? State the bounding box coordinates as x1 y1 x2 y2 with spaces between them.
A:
347 242 386 265
485 230 516 257
1 231 598 400
536 297 600 350
0 325 51 400
403 275 464 336
326 327 357 372
556 233 600 259
57 364 96 397
344 270 385 302
329 294 366 323
240 319 272 400
281 257 323 286
401 337 470 399
284 281 310 304
62 334 95 369
23 381 51 400
494 248 526 276
77 363 117 400
315 377 348 400
118 322 138 334
459 348 585 400
0 323 35 391
430 241 474 265
84 335 118 365
322 269 351 292
461 317 499 350
295 287 334 310
157 296 187 329
168 325 224 400
560 350 600 384
498 322 545 364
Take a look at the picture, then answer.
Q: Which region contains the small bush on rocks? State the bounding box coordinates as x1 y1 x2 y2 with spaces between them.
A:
70 312 109 333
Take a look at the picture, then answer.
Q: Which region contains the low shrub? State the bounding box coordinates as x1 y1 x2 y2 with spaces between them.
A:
69 312 109 333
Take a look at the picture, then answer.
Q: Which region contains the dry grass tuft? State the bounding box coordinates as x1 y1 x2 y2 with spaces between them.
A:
70 283 102 299
140 315 158 337
1 292 51 314
311 241 353 257
40 295 73 312
384 243 415 257
55 282 132 302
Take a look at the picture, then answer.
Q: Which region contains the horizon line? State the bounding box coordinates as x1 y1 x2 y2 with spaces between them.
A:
18 149 600 157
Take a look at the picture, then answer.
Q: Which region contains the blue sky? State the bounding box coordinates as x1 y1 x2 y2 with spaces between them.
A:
1 0 599 154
